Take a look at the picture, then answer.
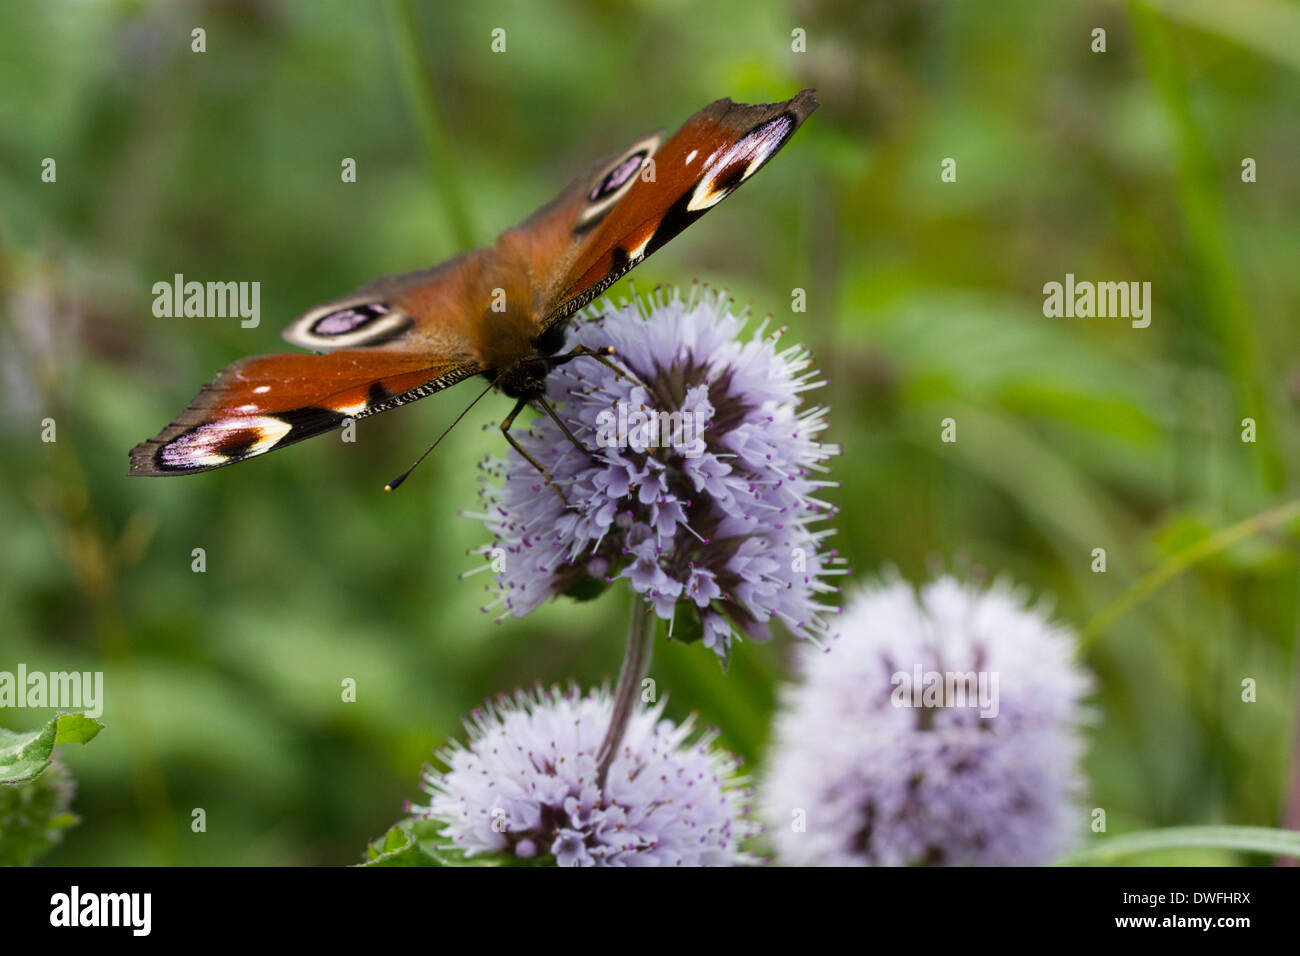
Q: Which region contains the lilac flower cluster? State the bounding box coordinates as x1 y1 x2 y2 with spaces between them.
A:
410 685 757 866
760 574 1092 866
466 287 843 657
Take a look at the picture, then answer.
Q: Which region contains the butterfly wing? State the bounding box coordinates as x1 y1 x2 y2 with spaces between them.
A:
279 250 489 355
130 246 500 476
128 349 482 475
490 131 664 322
500 89 819 331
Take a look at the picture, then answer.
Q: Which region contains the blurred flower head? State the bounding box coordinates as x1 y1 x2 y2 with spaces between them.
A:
466 286 843 658
410 685 757 866
760 572 1092 866
0 255 84 430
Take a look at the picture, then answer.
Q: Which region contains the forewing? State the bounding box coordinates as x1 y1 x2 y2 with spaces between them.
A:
527 90 819 329
492 131 664 324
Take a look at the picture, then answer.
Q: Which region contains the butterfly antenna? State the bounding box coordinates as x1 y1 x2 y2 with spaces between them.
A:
384 376 498 492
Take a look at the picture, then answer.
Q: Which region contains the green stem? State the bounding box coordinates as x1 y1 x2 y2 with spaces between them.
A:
386 0 476 249
1128 0 1282 490
1081 498 1300 647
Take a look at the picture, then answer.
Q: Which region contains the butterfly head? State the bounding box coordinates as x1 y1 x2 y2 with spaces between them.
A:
494 352 552 399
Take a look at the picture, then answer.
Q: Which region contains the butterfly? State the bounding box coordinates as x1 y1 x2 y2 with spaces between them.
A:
129 90 818 489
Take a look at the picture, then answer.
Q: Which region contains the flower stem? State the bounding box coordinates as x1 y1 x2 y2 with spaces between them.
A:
385 0 476 250
596 601 654 792
1080 497 1300 648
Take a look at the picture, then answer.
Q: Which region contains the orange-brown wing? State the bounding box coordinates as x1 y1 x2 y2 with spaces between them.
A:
490 130 664 323
131 246 500 476
128 350 481 475
279 249 493 357
497 90 818 332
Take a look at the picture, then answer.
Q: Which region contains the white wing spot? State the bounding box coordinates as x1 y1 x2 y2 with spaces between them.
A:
626 233 653 261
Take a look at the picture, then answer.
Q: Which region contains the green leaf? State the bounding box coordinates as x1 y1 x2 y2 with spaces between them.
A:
655 603 703 646
0 726 55 788
0 712 104 787
360 824 439 866
562 574 610 604
0 715 100 863
54 713 104 746
357 820 508 867
1055 825 1300 865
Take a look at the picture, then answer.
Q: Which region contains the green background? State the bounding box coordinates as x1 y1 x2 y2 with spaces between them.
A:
1 0 1298 865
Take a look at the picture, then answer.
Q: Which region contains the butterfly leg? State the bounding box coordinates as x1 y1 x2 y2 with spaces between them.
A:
532 394 592 457
553 344 652 394
500 398 570 506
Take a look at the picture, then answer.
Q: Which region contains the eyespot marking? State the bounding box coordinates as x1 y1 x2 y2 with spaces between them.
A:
589 151 647 202
575 135 661 234
312 304 390 336
288 302 412 351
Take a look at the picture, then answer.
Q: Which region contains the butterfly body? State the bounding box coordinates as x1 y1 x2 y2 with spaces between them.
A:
130 90 818 478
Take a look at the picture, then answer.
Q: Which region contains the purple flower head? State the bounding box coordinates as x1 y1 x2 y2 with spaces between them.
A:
760 573 1093 866
410 685 758 866
465 287 843 658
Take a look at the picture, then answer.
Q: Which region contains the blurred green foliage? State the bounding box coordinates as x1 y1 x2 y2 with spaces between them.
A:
1 0 1298 865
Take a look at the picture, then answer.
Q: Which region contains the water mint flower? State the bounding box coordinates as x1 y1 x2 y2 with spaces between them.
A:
409 685 757 866
760 573 1092 866
465 287 843 658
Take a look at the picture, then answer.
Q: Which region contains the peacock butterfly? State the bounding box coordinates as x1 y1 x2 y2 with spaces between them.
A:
129 90 819 488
